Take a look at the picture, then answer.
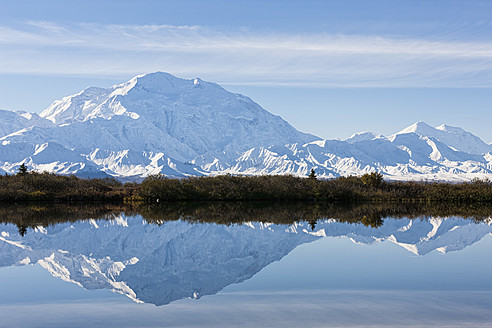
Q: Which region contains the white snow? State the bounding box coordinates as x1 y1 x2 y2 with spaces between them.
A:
0 72 491 181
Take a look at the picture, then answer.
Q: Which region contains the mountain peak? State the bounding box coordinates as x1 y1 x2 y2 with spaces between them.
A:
39 72 224 124
396 121 435 135
31 72 317 168
108 72 189 96
122 72 220 95
345 131 382 144
436 124 466 134
393 121 491 155
131 71 182 86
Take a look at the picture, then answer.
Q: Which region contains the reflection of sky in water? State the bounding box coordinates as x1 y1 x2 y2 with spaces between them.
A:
0 219 492 327
231 236 492 292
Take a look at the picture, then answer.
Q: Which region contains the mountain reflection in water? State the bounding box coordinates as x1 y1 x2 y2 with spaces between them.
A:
0 202 491 306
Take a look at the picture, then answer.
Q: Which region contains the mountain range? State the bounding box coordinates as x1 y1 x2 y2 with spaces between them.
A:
1 72 491 181
1 216 490 305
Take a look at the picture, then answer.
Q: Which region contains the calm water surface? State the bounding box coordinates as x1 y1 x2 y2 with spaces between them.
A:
1 212 492 327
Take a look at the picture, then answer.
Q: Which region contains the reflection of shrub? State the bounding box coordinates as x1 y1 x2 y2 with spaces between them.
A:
3 201 492 236
27 191 48 200
360 215 384 228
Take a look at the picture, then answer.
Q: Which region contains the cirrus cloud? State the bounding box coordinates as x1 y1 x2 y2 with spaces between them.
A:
1 21 492 87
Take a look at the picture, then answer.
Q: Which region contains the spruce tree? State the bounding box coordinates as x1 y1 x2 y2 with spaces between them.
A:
18 163 28 176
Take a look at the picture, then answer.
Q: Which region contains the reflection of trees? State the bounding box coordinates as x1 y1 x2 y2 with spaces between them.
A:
360 215 384 228
17 225 27 237
309 219 317 231
2 201 492 236
0 203 135 237
138 201 492 227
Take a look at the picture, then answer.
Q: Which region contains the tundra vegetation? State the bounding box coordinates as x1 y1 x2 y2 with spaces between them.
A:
139 172 492 203
1 169 492 204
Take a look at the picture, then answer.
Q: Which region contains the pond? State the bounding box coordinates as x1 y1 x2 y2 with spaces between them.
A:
1 204 492 327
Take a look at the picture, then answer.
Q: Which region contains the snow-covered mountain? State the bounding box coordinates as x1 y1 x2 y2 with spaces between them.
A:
226 123 492 181
0 216 490 305
0 72 491 181
0 110 53 137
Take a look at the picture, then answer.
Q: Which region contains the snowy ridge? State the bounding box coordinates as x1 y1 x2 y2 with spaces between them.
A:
0 72 491 181
0 216 490 305
394 121 492 155
0 109 52 139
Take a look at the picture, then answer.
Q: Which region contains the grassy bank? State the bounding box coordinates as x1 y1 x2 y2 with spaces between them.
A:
0 172 136 202
1 171 492 204
139 172 492 203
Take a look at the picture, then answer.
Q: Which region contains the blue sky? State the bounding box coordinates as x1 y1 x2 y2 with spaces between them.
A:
1 0 491 141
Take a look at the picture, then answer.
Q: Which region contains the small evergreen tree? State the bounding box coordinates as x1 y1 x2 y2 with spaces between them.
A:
308 168 317 179
361 172 383 187
18 163 28 176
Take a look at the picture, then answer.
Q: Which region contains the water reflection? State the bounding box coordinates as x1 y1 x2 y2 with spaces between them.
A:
0 202 491 306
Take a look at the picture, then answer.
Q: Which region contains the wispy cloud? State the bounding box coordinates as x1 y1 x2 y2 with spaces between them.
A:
1 22 492 87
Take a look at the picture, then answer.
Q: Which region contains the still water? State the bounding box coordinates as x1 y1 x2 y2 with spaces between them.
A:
1 210 492 327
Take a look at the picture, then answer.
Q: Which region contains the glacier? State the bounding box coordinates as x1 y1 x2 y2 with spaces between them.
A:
0 72 491 181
